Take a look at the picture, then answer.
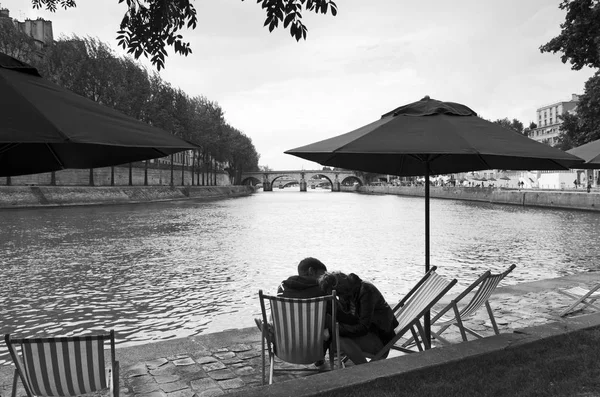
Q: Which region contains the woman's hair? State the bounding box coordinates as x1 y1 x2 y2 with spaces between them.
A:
318 271 356 295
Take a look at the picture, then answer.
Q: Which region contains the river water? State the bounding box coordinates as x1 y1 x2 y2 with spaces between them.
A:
1 188 599 364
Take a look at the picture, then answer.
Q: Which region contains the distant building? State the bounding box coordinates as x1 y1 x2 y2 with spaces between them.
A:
528 94 580 146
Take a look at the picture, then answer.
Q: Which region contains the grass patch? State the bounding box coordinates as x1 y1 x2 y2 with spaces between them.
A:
321 328 600 397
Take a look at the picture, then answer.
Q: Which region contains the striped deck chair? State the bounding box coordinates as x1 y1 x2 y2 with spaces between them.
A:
5 330 119 397
558 283 600 317
258 290 341 385
369 267 457 361
429 264 516 345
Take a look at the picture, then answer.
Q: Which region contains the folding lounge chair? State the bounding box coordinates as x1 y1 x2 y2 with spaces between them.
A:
257 290 341 385
429 264 516 345
368 267 457 361
5 330 119 397
558 283 600 317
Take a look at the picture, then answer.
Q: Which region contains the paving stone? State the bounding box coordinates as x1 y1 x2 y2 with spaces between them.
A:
207 369 236 381
214 351 235 360
233 366 254 376
195 356 218 364
221 357 243 365
202 362 226 372
133 383 161 394
166 389 194 397
218 378 245 390
159 382 189 393
129 375 155 387
136 391 167 397
149 364 177 376
212 348 229 353
196 390 224 397
237 350 260 359
154 375 180 384
173 357 196 366
229 344 252 352
146 358 169 370
127 363 150 378
190 378 220 392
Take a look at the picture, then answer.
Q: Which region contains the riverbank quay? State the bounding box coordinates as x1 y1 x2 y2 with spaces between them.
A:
3 272 600 397
344 184 600 212
0 186 253 209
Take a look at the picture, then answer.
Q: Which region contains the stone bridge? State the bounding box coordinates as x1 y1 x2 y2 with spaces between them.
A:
240 170 364 192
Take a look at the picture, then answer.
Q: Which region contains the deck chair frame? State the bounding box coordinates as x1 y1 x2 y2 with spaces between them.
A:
429 264 516 345
258 290 341 385
369 267 457 361
5 330 119 397
558 284 600 317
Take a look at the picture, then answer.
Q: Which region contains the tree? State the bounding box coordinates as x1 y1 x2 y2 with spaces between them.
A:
555 71 600 149
30 0 338 70
492 118 525 135
0 15 38 62
539 0 600 70
555 112 585 150
523 121 538 137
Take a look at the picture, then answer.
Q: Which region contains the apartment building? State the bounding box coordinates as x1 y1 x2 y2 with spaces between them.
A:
529 94 580 146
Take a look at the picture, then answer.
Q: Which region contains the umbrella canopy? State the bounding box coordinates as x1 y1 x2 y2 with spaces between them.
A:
286 96 582 176
567 139 600 169
0 52 198 177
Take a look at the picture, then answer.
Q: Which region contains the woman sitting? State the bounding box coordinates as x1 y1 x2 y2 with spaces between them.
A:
320 271 398 365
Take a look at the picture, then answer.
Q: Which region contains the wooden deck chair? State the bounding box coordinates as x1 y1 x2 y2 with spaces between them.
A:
369 267 457 361
429 264 516 345
558 284 600 317
258 290 341 385
4 330 119 397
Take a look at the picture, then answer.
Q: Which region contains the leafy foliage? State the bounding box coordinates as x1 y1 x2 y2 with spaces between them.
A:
246 0 338 41
556 71 600 150
539 0 600 70
0 17 38 62
492 118 525 135
20 36 260 180
29 0 337 69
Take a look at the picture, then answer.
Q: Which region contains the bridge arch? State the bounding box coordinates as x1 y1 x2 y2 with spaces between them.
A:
241 176 261 186
341 176 364 186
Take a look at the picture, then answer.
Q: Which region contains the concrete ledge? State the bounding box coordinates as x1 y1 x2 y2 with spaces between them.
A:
229 312 600 397
0 185 253 209
350 185 600 212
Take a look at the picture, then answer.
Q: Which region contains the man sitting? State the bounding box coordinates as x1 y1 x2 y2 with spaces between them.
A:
256 257 330 368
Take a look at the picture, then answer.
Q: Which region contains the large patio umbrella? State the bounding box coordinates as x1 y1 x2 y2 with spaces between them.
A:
567 139 600 169
285 96 584 341
0 52 197 177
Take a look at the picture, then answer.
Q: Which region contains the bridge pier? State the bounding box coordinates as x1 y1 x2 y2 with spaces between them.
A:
299 180 307 192
263 181 272 191
332 181 341 192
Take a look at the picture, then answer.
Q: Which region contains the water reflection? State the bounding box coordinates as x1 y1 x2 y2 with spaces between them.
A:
1 189 600 364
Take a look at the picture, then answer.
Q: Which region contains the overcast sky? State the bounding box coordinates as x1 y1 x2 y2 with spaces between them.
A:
3 0 596 170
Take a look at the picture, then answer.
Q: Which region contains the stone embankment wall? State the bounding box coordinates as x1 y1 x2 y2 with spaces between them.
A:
6 165 231 187
0 186 253 209
342 185 600 212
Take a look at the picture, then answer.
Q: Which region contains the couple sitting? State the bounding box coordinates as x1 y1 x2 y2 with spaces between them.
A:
278 257 398 365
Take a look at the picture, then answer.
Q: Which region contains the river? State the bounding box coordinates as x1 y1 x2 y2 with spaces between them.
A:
1 188 599 364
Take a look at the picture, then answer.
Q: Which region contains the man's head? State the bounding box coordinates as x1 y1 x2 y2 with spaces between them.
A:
297 257 327 278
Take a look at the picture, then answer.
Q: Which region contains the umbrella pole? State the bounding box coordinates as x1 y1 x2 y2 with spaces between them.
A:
424 161 431 345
